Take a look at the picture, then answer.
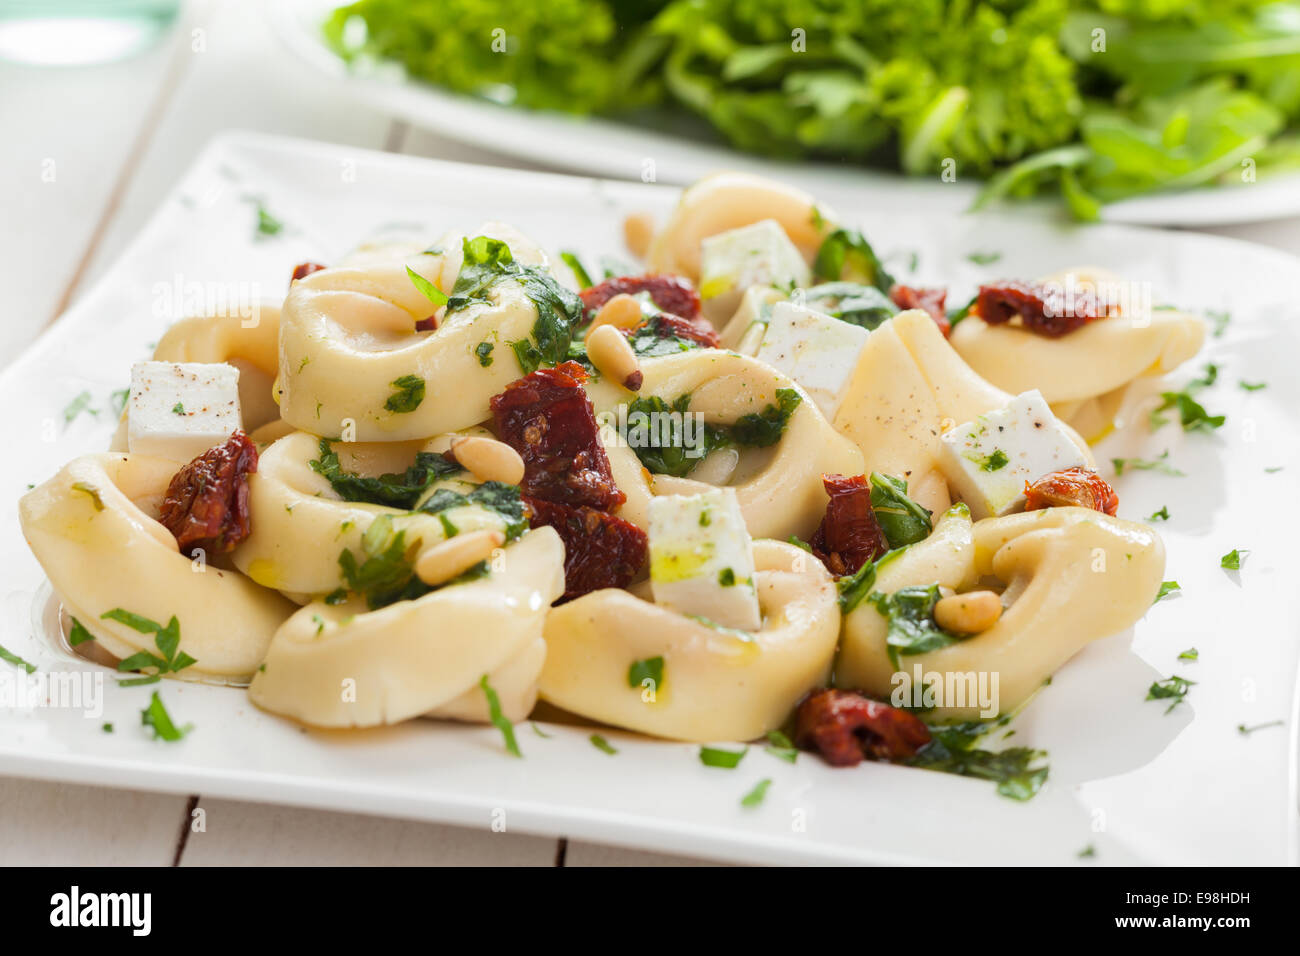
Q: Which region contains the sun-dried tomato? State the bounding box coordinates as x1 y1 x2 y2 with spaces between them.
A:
890 284 949 337
975 280 1109 338
580 274 702 321
414 315 438 332
809 474 889 576
291 262 327 282
157 430 258 557
627 311 720 348
1024 467 1119 516
794 688 932 767
525 496 647 601
490 361 625 511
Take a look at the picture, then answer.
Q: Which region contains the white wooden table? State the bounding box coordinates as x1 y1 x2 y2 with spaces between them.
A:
2 0 1296 866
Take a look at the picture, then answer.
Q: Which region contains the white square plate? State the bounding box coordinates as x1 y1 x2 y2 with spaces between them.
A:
2 131 1298 866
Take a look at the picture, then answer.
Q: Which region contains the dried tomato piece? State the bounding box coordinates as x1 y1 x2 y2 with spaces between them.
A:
414 315 438 332
1024 467 1119 516
890 284 949 337
157 430 258 557
628 311 720 348
794 688 932 767
975 280 1109 338
490 361 625 511
580 274 702 321
525 496 647 601
291 262 327 282
809 474 889 576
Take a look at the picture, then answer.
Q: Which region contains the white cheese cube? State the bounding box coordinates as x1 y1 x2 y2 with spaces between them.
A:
699 220 811 321
936 390 1087 520
127 361 243 463
755 301 869 420
648 488 761 632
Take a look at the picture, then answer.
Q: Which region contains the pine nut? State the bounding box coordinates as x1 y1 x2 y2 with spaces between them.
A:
933 590 1002 634
586 323 643 391
586 294 643 336
450 436 525 486
416 529 504 586
623 213 655 259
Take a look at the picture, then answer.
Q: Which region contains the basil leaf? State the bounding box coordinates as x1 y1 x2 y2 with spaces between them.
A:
868 473 932 548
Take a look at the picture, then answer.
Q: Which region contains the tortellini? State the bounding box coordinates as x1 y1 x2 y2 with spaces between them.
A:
231 429 512 601
539 539 840 741
834 309 1095 515
584 349 865 540
277 223 568 442
647 172 829 284
19 453 296 681
837 506 1165 720
949 267 1206 435
248 526 565 727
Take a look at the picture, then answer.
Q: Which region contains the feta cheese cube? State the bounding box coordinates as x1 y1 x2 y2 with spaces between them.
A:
755 301 870 419
936 390 1087 520
127 361 243 462
648 488 761 632
699 220 810 321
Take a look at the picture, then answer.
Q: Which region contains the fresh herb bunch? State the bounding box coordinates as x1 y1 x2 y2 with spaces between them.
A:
325 0 1300 218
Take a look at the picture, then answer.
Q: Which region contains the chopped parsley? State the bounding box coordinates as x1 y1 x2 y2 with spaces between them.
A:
869 584 965 669
406 264 448 307
63 390 98 425
559 250 594 289
699 746 747 768
1078 845 1096 860
531 721 552 739
416 481 528 540
813 227 894 292
337 515 431 609
718 568 736 586
764 730 798 764
0 643 36 674
1154 580 1181 603
480 673 521 757
974 448 1010 472
590 733 617 755
740 778 772 808
966 250 1002 265
475 341 494 366
70 481 104 511
1178 647 1199 661
102 608 197 679
1237 720 1284 736
384 374 426 414
1146 506 1170 522
803 282 898 331
68 617 95 646
1206 309 1230 337
626 314 707 357
446 236 582 376
627 655 664 691
1238 380 1267 391
251 200 283 238
171 402 186 416
1146 675 1195 714
908 720 1048 801
141 691 191 742
1220 548 1248 571
869 473 932 548
728 388 802 447
1149 364 1224 432
1112 451 1184 477
102 723 114 734
310 438 461 508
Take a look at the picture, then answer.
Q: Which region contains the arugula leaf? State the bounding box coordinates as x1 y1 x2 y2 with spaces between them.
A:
699 746 747 768
310 439 461 509
869 473 932 549
384 374 426 414
480 673 521 757
869 584 965 668
141 691 191 742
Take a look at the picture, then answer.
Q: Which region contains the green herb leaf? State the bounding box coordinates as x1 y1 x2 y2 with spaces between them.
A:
908 721 1048 800
966 250 1002 265
764 730 798 764
740 778 772 808
475 341 494 366
63 390 98 425
1155 580 1181 603
1146 675 1195 714
699 745 747 768
1112 451 1184 477
68 617 95 646
0 643 36 674
813 228 894 292
141 691 191 741
480 673 521 757
590 733 617 755
70 482 104 511
1238 380 1267 392
870 584 965 668
406 264 449 307
869 473 932 548
1220 548 1247 571
310 438 461 509
803 282 898 331
627 655 665 691
384 374 426 414
560 250 594 289
728 388 801 447
1146 506 1170 522
1178 647 1198 661
1237 720 1284 736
